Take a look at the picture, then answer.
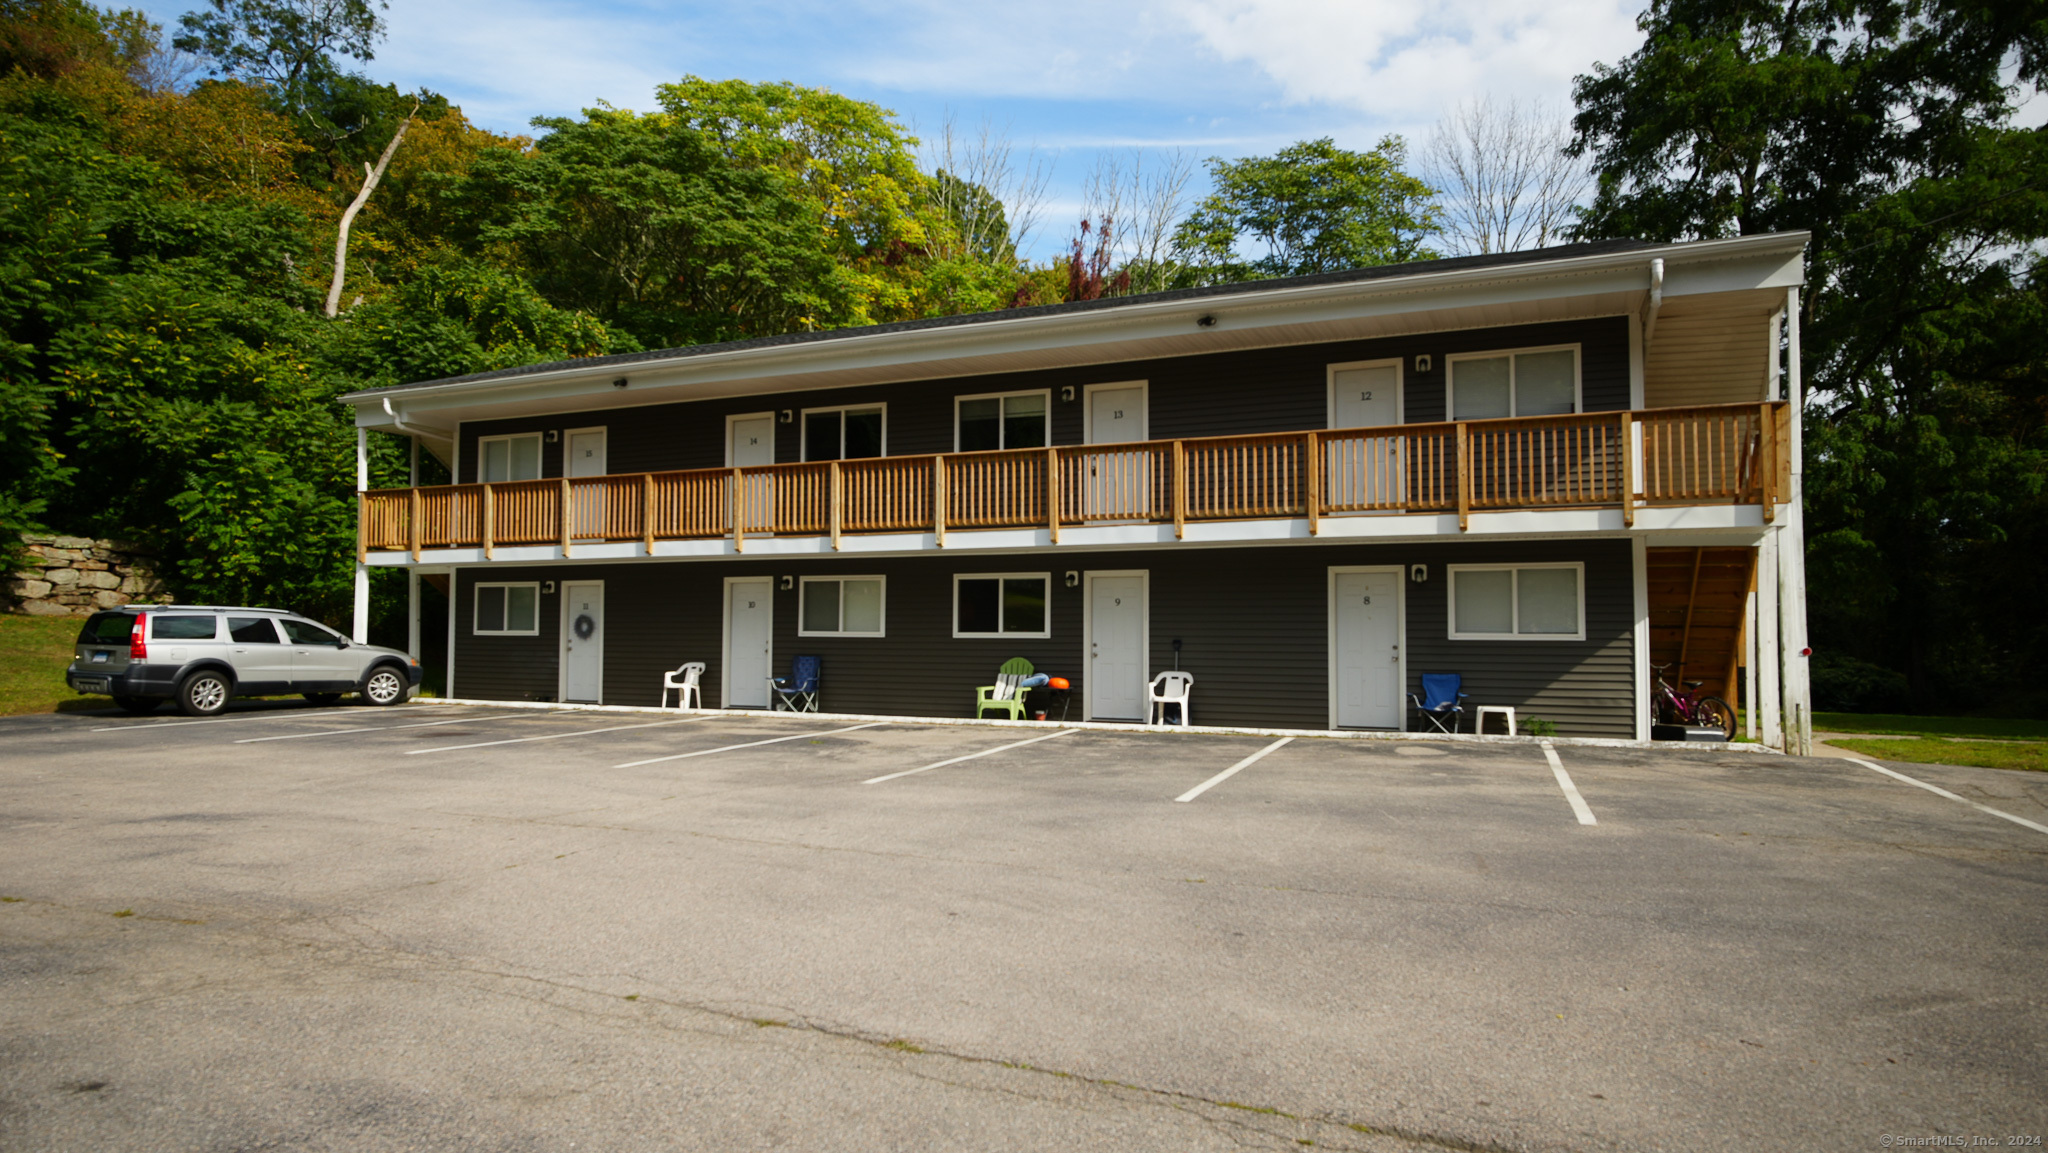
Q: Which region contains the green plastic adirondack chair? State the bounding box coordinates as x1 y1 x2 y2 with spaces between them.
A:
974 657 1035 720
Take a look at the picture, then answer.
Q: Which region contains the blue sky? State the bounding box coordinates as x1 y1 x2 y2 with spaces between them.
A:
132 0 1652 259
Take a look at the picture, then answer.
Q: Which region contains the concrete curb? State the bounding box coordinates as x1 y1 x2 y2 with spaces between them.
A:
419 696 1783 754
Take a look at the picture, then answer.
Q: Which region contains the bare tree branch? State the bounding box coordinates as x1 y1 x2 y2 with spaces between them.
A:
921 114 1053 263
1424 96 1590 255
1082 148 1195 292
324 101 414 317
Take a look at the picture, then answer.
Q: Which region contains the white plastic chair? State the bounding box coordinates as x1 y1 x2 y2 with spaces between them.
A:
661 661 705 710
1149 671 1194 726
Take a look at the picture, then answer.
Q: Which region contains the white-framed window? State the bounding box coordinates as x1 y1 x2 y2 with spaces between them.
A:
956 390 1050 452
802 404 886 461
953 573 1051 638
1447 564 1585 641
1446 345 1580 421
478 433 543 482
799 576 886 637
474 582 541 636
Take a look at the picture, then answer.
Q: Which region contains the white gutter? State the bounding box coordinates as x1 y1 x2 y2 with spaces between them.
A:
345 231 1808 410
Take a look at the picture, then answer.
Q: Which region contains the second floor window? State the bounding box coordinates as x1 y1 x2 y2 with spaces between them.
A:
957 391 1049 452
479 433 543 482
803 405 884 461
1449 347 1578 421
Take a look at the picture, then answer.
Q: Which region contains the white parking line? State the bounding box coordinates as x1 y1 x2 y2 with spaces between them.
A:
1541 740 1598 825
1174 737 1293 802
1846 757 2048 837
89 711 347 732
234 713 564 743
615 721 887 768
406 716 713 754
863 727 1078 784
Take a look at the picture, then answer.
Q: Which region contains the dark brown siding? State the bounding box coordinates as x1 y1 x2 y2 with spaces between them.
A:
450 538 1636 737
454 317 1632 481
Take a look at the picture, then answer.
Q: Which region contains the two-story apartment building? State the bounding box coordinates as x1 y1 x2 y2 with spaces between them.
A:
344 233 1816 752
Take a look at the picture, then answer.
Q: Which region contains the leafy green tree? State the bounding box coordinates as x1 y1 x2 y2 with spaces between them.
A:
1171 137 1440 283
1571 0 2048 709
172 0 383 106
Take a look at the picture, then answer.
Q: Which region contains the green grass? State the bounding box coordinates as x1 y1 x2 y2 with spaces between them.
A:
1813 712 2048 740
0 614 104 716
1829 738 2048 774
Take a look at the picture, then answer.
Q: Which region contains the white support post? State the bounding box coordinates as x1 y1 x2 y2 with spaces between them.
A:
1632 536 1651 741
1745 584 1759 742
353 426 370 644
1780 286 1812 756
444 569 458 700
409 434 419 487
1758 530 1783 751
406 567 421 659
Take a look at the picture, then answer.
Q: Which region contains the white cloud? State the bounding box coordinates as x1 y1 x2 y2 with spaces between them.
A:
1174 0 1642 132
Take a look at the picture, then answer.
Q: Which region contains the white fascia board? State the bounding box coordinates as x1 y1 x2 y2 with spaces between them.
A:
344 233 1811 427
364 502 1777 567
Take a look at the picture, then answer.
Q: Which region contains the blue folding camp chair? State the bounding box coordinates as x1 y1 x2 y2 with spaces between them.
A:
769 655 821 713
1409 673 1468 734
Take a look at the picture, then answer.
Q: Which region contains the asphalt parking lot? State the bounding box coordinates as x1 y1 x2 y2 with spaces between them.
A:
2 703 2045 1152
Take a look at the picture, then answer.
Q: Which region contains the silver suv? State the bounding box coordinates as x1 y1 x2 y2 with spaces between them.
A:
67 606 421 716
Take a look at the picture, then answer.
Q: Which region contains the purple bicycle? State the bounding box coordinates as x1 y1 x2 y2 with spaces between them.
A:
1652 663 1734 739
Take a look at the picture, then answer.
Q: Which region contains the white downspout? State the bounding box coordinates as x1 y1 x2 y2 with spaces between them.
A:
1643 258 1665 349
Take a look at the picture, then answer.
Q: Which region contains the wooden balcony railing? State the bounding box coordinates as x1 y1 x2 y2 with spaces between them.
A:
359 402 1790 560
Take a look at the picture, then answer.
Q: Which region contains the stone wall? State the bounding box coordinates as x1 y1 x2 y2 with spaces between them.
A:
6 535 170 617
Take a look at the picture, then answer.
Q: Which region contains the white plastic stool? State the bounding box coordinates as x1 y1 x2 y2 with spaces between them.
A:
1474 705 1516 736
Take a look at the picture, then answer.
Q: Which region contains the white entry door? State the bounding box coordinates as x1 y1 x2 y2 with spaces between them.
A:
728 415 776 534
725 578 773 708
567 429 607 537
1084 384 1150 519
1326 363 1405 509
562 582 604 704
1088 573 1147 721
1333 570 1400 728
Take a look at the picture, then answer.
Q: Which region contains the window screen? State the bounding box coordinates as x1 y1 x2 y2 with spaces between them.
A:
799 578 884 635
955 576 1049 636
228 617 282 643
1450 566 1582 639
481 435 542 482
1451 349 1578 419
151 615 218 640
475 584 539 634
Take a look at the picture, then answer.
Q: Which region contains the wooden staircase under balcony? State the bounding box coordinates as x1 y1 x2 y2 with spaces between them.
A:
1646 547 1757 710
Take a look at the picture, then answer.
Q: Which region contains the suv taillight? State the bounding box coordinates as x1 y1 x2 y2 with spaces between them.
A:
129 615 147 659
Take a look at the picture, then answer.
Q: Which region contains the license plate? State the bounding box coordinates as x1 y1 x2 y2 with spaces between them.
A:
91 650 109 663
75 677 110 693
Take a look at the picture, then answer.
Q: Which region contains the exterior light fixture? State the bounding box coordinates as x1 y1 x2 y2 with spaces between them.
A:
1060 386 1075 402
1064 570 1079 588
1409 564 1427 583
612 377 628 388
1196 314 1218 328
1415 355 1432 374
545 430 560 443
542 581 556 594
779 575 794 591
779 410 794 423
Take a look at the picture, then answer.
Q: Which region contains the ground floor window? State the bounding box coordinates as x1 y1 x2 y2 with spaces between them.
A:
1447 564 1583 640
474 582 540 635
800 576 885 636
954 574 1050 638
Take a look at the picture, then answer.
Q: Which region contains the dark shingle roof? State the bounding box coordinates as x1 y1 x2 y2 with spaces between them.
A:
355 238 1658 397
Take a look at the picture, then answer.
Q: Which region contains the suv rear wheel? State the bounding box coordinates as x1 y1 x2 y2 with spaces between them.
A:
177 670 232 717
113 695 163 714
361 666 407 707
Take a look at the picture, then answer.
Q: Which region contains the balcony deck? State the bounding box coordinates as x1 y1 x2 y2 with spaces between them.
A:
360 402 1790 563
